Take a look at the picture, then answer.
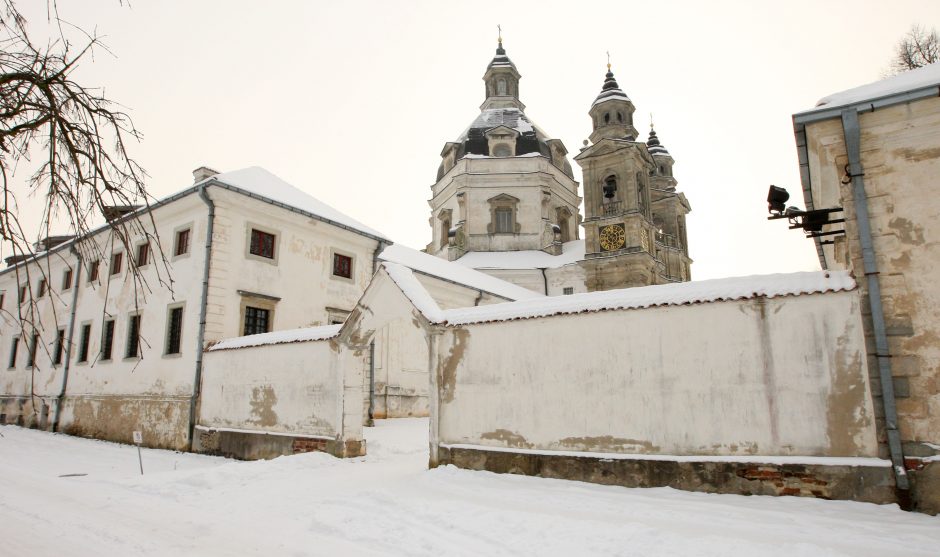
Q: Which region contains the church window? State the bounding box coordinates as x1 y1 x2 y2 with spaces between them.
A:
603 176 618 199
659 165 665 174
495 208 513 233
440 215 451 249
617 112 623 123
497 78 507 96
492 143 512 157
604 113 610 124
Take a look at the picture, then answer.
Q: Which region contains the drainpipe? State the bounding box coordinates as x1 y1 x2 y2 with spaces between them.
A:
52 245 83 432
840 108 910 496
539 267 549 295
189 185 215 449
372 240 387 276
367 340 375 426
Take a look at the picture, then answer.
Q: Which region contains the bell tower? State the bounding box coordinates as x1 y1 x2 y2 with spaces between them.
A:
575 63 691 291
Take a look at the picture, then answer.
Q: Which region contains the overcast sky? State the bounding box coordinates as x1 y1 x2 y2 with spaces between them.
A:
12 0 940 279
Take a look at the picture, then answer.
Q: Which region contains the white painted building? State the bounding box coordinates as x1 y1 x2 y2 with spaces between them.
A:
0 166 389 450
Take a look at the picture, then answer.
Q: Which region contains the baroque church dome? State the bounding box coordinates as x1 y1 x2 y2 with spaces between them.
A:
446 40 567 172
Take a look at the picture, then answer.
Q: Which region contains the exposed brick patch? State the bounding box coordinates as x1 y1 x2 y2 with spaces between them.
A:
292 438 328 454
736 466 833 498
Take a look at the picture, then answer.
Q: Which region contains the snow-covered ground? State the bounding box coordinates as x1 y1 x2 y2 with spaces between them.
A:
1 420 937 556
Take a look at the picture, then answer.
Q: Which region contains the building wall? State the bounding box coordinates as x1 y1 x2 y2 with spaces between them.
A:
0 193 208 450
803 97 940 512
428 156 581 257
0 184 382 450
203 187 380 342
195 337 364 460
432 290 877 458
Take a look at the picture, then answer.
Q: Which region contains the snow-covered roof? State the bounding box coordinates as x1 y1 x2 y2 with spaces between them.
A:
382 262 446 323
455 240 585 270
200 167 389 241
209 324 341 351
437 270 856 326
379 244 543 301
800 62 940 114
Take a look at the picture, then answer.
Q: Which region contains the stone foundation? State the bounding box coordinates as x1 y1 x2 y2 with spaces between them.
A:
192 426 365 460
438 446 899 505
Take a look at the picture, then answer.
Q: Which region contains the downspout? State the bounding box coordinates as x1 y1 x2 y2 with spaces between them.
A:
189 185 215 449
367 340 375 426
539 267 548 295
840 108 910 496
372 240 387 275
52 246 82 432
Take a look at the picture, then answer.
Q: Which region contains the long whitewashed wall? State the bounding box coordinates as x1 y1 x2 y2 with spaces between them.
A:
432 289 878 460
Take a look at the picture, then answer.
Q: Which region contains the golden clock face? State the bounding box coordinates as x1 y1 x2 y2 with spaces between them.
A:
599 224 626 252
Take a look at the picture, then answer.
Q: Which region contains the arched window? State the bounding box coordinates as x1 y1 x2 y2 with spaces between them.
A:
617 112 623 123
492 143 512 157
497 78 507 96
659 165 665 174
603 175 618 199
604 113 611 124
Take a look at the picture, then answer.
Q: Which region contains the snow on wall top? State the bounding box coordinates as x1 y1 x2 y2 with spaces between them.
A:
379 244 543 301
381 262 445 323
438 270 856 326
455 240 585 270
201 167 389 241
209 324 342 351
802 62 940 113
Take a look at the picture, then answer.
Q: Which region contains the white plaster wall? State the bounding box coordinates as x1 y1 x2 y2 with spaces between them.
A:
436 291 878 457
199 340 342 437
0 192 208 447
203 187 380 342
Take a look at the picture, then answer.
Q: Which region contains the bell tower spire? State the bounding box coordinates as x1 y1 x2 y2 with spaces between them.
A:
588 59 637 143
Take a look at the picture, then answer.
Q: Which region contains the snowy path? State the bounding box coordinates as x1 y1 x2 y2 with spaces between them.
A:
1 420 937 556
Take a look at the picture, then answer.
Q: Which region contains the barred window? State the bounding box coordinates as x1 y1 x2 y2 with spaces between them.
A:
243 306 270 336
53 329 65 365
563 287 574 295
125 314 141 358
78 323 91 363
333 253 352 279
101 320 115 361
8 336 18 368
166 307 183 355
27 333 38 367
250 229 276 259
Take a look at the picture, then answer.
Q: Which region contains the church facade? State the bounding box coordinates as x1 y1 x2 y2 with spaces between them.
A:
427 40 692 293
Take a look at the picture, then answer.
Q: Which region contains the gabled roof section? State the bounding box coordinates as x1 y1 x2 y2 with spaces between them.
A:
439 270 856 326
200 167 389 242
378 243 543 301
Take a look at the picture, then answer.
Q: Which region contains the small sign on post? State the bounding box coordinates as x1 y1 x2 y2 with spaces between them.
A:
133 430 144 475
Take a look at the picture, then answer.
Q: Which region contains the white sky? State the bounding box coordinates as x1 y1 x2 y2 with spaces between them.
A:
11 0 940 279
